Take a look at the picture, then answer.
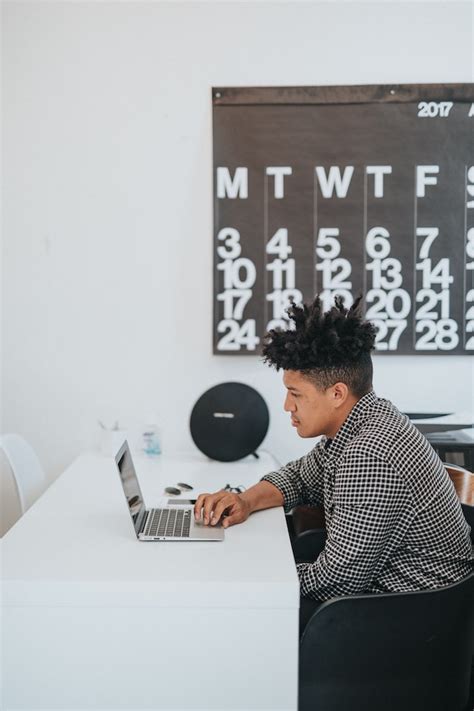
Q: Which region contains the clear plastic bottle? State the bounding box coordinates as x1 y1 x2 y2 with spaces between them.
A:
142 423 161 456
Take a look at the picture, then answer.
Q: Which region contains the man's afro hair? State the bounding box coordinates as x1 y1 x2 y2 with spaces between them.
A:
262 294 377 371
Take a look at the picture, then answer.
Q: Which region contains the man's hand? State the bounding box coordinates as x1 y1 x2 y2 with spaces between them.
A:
194 490 251 529
194 481 284 530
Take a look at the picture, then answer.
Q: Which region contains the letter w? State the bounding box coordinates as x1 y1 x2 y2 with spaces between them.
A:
315 166 354 198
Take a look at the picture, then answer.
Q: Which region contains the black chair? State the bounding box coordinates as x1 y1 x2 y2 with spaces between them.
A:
287 471 474 709
299 572 474 711
287 504 327 563
291 526 327 562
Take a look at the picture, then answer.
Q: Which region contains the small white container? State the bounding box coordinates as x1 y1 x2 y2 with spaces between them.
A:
100 429 128 457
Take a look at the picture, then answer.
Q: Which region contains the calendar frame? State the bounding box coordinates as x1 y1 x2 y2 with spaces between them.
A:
212 83 474 355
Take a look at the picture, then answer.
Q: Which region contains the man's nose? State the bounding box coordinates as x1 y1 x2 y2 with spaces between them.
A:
284 395 295 412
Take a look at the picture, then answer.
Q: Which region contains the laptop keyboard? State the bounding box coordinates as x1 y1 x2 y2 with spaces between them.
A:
144 508 191 538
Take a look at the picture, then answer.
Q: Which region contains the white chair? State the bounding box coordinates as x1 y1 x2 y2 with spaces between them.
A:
0 449 22 536
0 434 47 515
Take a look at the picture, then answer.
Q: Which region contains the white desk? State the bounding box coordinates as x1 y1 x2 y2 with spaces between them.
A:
1 451 299 711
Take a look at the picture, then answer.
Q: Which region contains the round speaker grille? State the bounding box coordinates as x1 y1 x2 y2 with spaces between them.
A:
190 382 269 462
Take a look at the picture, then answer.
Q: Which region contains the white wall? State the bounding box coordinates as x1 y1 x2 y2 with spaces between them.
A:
2 0 474 483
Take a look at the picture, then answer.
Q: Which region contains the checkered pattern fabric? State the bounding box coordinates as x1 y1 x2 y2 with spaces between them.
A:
262 390 473 601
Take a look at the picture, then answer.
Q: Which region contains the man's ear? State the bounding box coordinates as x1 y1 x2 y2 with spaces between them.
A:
332 382 349 408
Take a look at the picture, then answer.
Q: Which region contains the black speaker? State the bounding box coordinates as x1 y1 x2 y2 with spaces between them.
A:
190 382 270 462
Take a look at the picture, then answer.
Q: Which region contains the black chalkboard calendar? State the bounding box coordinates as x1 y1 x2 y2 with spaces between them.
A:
212 84 474 355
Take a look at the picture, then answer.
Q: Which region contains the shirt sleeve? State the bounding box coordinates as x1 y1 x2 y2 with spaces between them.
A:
260 440 327 512
296 447 410 601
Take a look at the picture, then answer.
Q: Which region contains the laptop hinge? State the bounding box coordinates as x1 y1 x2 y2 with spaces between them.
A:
137 508 150 537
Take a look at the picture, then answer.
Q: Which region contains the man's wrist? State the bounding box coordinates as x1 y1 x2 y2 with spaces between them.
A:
239 490 255 515
240 480 284 514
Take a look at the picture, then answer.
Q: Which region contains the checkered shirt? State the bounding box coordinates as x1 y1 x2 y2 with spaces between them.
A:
261 390 473 601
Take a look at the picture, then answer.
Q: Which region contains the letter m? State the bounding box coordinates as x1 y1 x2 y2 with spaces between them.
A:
217 167 248 199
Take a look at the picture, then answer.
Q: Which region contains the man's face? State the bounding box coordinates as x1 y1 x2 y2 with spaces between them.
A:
283 370 340 439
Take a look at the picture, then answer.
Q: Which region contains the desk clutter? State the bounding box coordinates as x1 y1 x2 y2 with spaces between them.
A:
407 411 474 471
96 382 269 463
98 419 162 458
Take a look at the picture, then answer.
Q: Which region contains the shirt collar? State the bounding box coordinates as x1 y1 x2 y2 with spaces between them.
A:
324 389 378 459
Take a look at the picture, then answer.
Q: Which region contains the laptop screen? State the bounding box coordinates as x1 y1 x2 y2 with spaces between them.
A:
115 442 147 536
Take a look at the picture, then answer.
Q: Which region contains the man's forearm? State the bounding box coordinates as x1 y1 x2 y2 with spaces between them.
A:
240 480 284 514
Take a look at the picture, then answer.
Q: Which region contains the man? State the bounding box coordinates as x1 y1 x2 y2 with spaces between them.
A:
194 296 472 618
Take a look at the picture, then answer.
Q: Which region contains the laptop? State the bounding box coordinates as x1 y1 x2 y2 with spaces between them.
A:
115 440 224 541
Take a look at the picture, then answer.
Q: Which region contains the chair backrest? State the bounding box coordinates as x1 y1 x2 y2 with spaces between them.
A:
445 463 474 506
445 463 474 542
299 572 474 711
0 449 23 536
292 503 326 536
0 434 46 514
